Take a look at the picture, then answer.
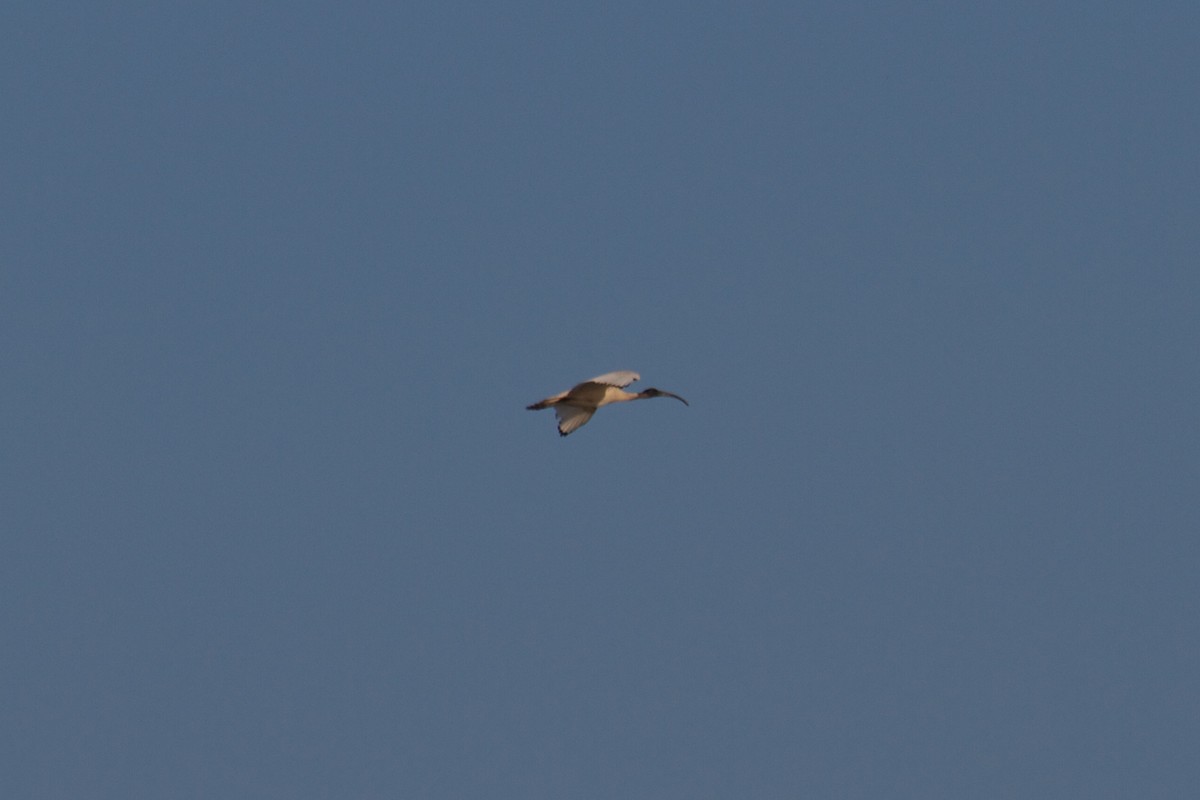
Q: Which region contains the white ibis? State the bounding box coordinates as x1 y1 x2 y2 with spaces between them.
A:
527 370 689 436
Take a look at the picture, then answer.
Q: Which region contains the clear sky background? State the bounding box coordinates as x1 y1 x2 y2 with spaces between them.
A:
4 3 1198 798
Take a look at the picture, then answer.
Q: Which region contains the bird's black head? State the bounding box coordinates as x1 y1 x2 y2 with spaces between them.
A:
640 388 689 405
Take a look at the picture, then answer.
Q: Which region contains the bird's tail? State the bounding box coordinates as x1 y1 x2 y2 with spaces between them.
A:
527 400 550 410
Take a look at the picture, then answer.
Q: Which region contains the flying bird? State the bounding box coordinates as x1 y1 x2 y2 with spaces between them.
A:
527 370 688 436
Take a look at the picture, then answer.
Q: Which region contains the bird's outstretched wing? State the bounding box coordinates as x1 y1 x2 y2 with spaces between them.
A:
555 405 595 436
580 370 640 388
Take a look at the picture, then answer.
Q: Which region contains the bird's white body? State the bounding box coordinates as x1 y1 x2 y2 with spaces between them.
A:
527 371 688 436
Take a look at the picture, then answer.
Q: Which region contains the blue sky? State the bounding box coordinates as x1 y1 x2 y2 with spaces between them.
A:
4 2 1198 797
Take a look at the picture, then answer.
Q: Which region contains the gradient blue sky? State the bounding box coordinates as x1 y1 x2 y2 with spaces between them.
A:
5 2 1198 798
